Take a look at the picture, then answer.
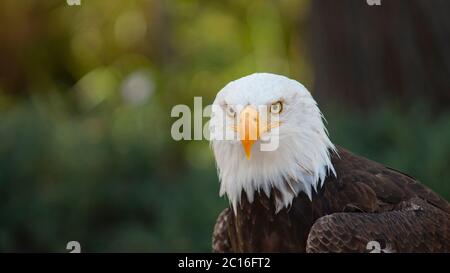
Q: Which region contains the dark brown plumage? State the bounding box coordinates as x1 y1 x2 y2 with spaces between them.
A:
212 146 450 253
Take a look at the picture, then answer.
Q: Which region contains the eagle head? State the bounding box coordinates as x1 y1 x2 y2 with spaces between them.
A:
210 73 336 213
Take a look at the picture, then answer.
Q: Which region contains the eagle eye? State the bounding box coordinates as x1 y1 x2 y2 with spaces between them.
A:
270 101 283 114
226 105 236 117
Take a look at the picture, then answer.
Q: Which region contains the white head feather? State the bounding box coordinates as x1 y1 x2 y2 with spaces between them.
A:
210 73 336 214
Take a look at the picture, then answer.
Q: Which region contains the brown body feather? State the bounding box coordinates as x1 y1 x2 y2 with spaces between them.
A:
212 146 450 252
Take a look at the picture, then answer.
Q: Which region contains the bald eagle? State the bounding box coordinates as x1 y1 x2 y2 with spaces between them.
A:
209 73 450 253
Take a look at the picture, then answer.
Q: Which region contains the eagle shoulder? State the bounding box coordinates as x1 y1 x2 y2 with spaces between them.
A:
329 146 450 214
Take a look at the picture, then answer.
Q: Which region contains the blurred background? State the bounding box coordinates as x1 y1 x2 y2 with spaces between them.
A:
0 0 449 252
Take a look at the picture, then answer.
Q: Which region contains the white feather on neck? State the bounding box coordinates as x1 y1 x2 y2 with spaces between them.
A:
210 73 337 214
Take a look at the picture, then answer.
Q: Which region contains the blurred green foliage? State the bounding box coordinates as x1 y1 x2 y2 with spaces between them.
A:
0 0 449 252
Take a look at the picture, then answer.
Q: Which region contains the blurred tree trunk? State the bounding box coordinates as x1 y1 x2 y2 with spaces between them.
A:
310 0 450 111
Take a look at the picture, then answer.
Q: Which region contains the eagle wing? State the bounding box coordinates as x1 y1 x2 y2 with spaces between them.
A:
212 208 232 253
306 197 450 252
306 147 450 253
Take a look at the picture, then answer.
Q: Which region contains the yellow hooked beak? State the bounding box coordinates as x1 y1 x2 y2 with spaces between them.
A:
236 106 282 160
238 106 260 160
